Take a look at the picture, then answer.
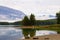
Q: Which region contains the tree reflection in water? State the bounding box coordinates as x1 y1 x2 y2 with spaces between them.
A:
22 28 36 39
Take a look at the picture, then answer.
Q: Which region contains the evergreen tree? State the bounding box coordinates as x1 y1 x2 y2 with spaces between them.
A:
22 14 36 26
22 16 30 26
30 14 36 26
56 11 60 24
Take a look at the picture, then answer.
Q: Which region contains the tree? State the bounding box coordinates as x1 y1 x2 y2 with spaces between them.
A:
56 11 60 24
30 14 36 26
22 16 30 26
22 14 36 26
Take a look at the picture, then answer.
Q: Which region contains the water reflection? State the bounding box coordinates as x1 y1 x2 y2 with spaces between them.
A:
0 27 23 40
0 26 57 40
22 28 57 39
22 28 36 39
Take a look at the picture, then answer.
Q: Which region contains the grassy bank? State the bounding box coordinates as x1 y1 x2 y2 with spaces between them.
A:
34 24 60 33
19 24 60 33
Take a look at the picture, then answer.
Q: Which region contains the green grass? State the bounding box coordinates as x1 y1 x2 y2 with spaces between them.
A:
34 24 60 33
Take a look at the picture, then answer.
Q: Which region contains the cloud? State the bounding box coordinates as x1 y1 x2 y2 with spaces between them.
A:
0 15 8 20
0 0 60 14
0 0 60 21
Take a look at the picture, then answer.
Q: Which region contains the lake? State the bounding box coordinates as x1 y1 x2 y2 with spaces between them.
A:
0 25 57 40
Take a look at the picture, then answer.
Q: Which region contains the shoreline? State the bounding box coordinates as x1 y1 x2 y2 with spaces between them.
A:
23 34 60 40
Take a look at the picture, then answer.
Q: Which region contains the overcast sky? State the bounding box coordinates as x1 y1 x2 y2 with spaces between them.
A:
0 0 60 21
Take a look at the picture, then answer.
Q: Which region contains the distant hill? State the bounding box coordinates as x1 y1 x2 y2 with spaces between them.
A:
0 6 25 20
12 19 57 25
0 19 57 25
36 19 57 25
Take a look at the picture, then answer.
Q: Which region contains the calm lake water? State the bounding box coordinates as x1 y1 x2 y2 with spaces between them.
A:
0 25 57 40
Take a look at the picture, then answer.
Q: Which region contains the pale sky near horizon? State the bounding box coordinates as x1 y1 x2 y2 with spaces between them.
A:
0 0 60 22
